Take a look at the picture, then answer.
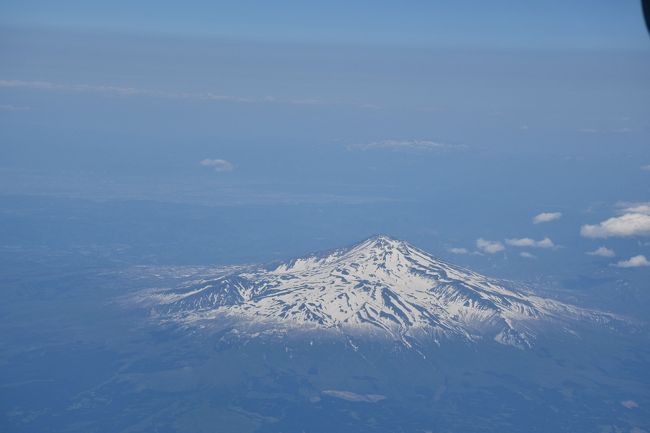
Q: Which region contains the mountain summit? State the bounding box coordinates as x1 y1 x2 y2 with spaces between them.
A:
146 235 612 348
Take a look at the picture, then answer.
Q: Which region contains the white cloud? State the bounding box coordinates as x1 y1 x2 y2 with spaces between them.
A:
322 390 386 403
505 237 555 248
615 255 650 268
0 79 371 108
536 237 555 248
587 246 615 258
200 158 235 172
520 252 536 259
506 238 535 247
532 212 562 224
0 104 30 111
641 165 650 172
578 127 632 134
449 247 468 254
0 79 147 96
621 400 639 409
621 202 650 214
348 139 466 152
476 238 505 254
581 213 650 238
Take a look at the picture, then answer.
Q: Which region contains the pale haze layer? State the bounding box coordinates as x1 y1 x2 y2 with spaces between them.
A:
0 0 649 286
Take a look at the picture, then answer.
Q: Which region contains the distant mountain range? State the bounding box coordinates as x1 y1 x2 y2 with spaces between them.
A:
142 235 619 349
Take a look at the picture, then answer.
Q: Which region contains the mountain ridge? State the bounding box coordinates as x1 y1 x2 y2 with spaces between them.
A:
142 235 617 348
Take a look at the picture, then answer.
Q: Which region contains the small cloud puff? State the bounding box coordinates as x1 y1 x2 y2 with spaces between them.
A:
615 255 650 268
533 212 562 224
322 390 386 403
348 139 466 152
581 210 650 238
641 165 650 172
520 252 536 259
587 246 615 258
200 158 235 172
506 237 555 248
476 238 504 254
449 247 469 254
623 203 650 214
621 400 639 409
0 104 30 111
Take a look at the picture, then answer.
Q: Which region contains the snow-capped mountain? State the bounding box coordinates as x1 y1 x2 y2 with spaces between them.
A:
144 235 614 348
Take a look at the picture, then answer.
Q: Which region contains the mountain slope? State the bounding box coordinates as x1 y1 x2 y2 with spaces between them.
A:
144 235 615 348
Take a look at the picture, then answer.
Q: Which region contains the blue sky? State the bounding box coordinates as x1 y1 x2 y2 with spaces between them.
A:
0 1 649 286
1 0 648 49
